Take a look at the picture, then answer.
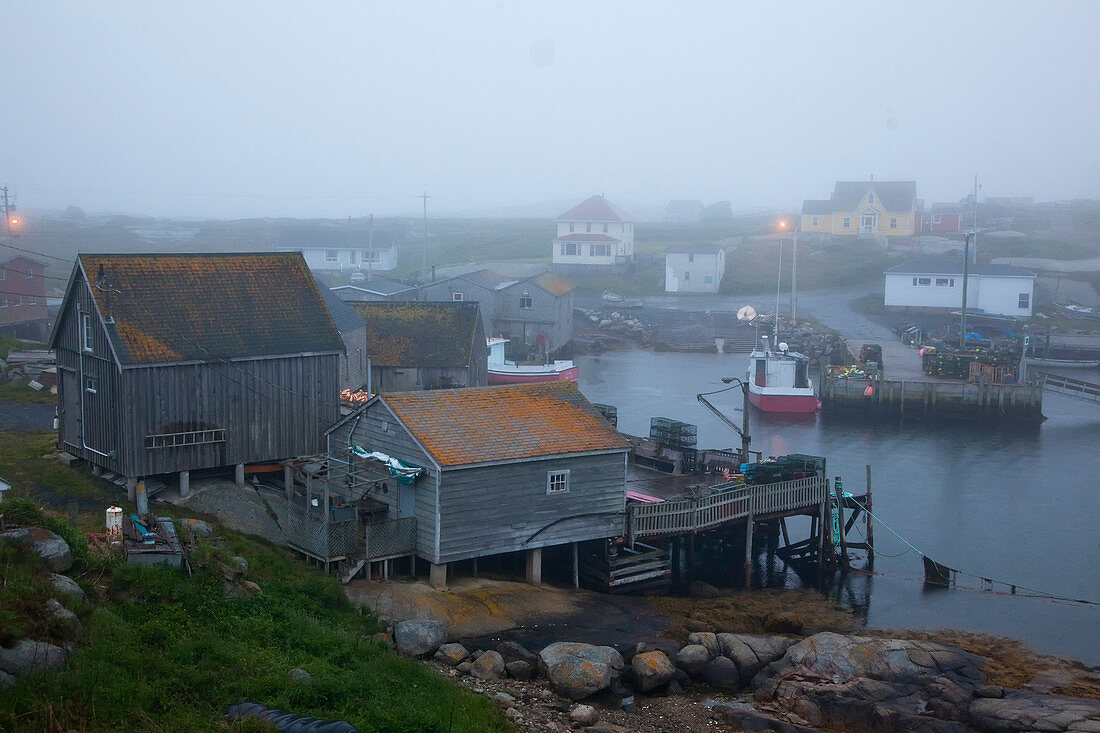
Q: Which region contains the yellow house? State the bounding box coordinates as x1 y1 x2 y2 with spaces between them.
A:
802 181 918 237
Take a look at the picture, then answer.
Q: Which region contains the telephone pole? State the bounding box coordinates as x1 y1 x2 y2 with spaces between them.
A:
2 186 13 239
419 191 430 278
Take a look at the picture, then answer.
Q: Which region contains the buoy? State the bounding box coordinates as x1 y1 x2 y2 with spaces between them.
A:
864 386 874 397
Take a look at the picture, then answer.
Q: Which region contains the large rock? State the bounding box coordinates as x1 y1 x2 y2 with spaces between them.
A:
717 633 796 685
45 599 82 642
700 656 741 691
538 642 623 700
0 640 70 676
1 527 73 572
505 660 535 680
433 643 469 666
470 650 505 681
686 632 719 658
50 573 84 600
632 650 676 692
393 619 447 657
497 640 538 667
674 644 711 676
969 694 1100 733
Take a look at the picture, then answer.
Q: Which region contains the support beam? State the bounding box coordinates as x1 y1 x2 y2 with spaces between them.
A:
572 542 579 589
135 480 148 515
179 470 190 499
235 463 245 488
284 463 294 502
525 547 543 586
743 513 754 589
429 562 448 590
833 478 851 572
126 476 137 503
865 464 875 571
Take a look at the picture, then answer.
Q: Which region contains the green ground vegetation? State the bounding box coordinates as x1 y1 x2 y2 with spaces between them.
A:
0 336 56 404
0 437 507 733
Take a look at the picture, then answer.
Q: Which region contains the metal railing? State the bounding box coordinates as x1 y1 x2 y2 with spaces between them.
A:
364 517 417 561
627 475 827 543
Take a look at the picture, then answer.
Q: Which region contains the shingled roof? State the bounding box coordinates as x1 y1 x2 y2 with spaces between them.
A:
885 256 1034 277
348 301 481 368
557 195 634 223
528 272 574 296
830 181 917 212
71 252 343 365
380 382 629 468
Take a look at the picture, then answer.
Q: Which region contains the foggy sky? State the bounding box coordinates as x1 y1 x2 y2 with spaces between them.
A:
3 1 1098 219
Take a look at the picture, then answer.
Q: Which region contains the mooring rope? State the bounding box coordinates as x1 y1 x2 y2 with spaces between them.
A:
845 501 1099 607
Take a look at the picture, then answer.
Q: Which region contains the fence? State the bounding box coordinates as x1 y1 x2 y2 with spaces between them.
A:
286 511 358 562
627 475 827 543
364 517 418 561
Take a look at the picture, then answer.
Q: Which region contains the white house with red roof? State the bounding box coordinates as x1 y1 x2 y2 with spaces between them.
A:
552 195 635 272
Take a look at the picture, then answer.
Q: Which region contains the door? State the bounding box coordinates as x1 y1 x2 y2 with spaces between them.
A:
860 212 878 234
60 369 80 450
397 483 415 519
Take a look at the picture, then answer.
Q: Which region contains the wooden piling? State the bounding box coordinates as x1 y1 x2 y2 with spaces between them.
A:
833 478 850 572
865 465 875 571
743 512 754 589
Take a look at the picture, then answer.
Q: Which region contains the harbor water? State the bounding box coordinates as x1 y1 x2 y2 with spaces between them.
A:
577 348 1100 665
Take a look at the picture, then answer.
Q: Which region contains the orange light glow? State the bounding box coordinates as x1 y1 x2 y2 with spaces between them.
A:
778 220 788 230
8 217 19 227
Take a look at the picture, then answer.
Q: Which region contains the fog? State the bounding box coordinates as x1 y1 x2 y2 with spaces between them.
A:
3 1 1097 219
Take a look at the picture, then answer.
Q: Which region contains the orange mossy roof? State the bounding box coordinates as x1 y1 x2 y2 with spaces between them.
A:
348 301 481 368
381 382 629 467
531 272 574 296
78 252 343 364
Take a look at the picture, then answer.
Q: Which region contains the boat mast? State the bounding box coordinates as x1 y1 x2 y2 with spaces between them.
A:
774 238 783 343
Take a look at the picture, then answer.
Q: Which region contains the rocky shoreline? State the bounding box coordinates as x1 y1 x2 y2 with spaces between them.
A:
384 617 1100 733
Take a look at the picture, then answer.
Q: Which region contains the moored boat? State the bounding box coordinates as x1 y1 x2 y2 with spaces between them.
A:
746 337 819 413
1025 356 1100 368
486 337 579 385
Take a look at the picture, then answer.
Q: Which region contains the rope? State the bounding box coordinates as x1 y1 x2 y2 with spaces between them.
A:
851 501 1099 607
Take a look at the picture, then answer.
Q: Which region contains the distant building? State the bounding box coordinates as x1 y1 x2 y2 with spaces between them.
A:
346 301 488 392
884 256 1035 317
802 181 918 238
0 255 49 339
278 230 398 272
664 244 726 293
664 200 704 222
315 278 369 392
49 252 343 492
552 195 635 273
919 203 964 234
330 277 418 303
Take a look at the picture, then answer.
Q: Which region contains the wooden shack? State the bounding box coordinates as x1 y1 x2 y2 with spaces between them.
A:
347 301 488 391
325 381 630 588
49 252 344 497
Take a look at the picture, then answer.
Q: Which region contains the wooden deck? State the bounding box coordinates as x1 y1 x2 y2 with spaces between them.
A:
626 475 827 543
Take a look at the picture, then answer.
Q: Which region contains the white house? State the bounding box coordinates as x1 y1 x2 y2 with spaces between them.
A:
552 195 635 273
665 244 726 293
278 231 398 273
884 257 1035 317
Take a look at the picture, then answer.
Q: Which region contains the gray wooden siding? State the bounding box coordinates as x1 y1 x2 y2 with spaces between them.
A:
436 452 626 564
417 280 497 334
494 283 573 356
339 325 368 391
332 404 441 560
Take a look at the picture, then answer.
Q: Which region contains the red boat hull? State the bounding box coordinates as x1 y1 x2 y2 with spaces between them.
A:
747 391 820 414
487 366 580 385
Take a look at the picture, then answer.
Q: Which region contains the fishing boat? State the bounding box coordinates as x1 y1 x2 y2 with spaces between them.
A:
486 337 579 385
601 290 644 308
746 336 820 413
1024 356 1100 368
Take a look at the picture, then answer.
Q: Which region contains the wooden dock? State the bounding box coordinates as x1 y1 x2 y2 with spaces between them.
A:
821 373 1044 422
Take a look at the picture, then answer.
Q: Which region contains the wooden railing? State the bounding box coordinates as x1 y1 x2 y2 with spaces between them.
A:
627 475 827 543
364 517 417 561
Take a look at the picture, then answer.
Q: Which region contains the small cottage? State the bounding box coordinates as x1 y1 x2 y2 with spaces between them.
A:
326 381 630 588
664 244 726 293
883 256 1036 317
347 301 488 391
49 252 344 497
0 255 49 339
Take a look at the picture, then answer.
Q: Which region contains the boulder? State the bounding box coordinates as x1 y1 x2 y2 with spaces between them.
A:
505 660 535 680
183 519 213 537
492 692 515 708
470 650 505 681
0 670 12 688
497 640 538 667
45 599 82 642
674 644 711 676
717 633 794 685
0 640 70 676
433 643 469 666
455 661 472 675
700 656 741 691
632 650 676 692
1 527 73 572
538 642 623 700
50 573 84 600
393 619 447 657
570 704 599 726
289 668 312 682
686 632 719 658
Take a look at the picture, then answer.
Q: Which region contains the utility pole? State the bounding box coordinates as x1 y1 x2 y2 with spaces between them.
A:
972 174 979 264
419 191 430 279
367 214 374 282
960 231 973 349
2 186 13 239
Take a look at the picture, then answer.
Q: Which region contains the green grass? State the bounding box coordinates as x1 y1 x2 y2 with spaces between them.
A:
0 431 113 502
720 238 897 295
0 499 508 733
0 378 57 404
0 335 46 360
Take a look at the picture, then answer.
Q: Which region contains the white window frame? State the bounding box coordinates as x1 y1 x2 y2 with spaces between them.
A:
1018 293 1030 309
28 296 36 305
13 297 20 306
811 216 819 227
915 277 931 286
569 223 575 233
519 296 533 309
602 223 608 233
589 243 611 257
935 278 950 286
452 292 463 302
932 213 942 224
842 216 851 228
889 217 898 229
0 268 5 281
585 223 592 233
546 469 570 495
561 242 580 256
82 313 94 352
324 249 339 263
25 269 32 279
84 377 97 394
0 299 7 308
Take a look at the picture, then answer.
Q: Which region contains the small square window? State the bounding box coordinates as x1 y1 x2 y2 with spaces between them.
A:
0 299 7 308
325 250 339 262
683 271 690 281
932 214 942 224
889 217 898 229
452 292 463 302
811 216 819 227
547 470 570 495
842 217 851 228
25 269 32 279
520 296 533 309
28 296 36 305
1018 293 1030 309
704 275 714 284
13 297 21 306
85 377 97 394
0 268 5 281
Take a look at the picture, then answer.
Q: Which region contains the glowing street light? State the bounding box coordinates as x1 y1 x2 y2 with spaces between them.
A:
777 219 798 326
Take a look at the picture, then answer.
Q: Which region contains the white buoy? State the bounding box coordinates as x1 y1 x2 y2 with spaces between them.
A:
106 505 123 537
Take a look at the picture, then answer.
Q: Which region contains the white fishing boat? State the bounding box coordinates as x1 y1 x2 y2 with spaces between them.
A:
486 337 579 385
746 337 820 413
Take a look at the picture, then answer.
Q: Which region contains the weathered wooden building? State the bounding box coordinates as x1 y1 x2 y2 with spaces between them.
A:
326 381 630 588
316 278 369 391
347 301 488 391
49 253 343 497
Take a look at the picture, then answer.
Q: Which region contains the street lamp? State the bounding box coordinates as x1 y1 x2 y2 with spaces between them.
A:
697 378 751 466
778 219 798 327
959 231 974 349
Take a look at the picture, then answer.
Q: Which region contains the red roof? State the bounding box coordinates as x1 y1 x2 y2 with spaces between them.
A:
554 233 620 242
556 195 633 223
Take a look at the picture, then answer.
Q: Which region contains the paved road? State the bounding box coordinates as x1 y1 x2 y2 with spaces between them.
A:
0 400 56 431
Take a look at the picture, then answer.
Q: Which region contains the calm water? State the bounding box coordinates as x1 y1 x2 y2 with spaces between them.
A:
577 348 1100 664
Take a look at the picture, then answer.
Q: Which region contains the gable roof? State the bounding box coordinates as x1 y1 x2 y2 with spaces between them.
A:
316 279 366 336
554 233 621 243
380 382 629 468
557 195 634 223
0 255 48 269
527 272 574 296
68 252 343 365
457 269 519 290
885 256 1035 277
831 181 917 212
277 228 398 251
331 276 417 297
666 243 724 255
801 199 832 215
348 301 482 367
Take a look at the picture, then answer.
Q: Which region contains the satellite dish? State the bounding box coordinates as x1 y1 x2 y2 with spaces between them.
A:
737 305 757 321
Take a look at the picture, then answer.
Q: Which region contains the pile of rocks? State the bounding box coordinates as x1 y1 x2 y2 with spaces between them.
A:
387 619 1100 733
0 526 85 687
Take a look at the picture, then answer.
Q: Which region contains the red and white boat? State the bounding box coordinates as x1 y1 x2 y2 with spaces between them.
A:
746 337 819 413
486 337 579 385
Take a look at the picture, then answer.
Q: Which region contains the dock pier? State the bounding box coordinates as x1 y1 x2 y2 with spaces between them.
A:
821 372 1044 422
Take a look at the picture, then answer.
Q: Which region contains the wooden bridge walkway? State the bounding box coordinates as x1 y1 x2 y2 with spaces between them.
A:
1036 372 1100 405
